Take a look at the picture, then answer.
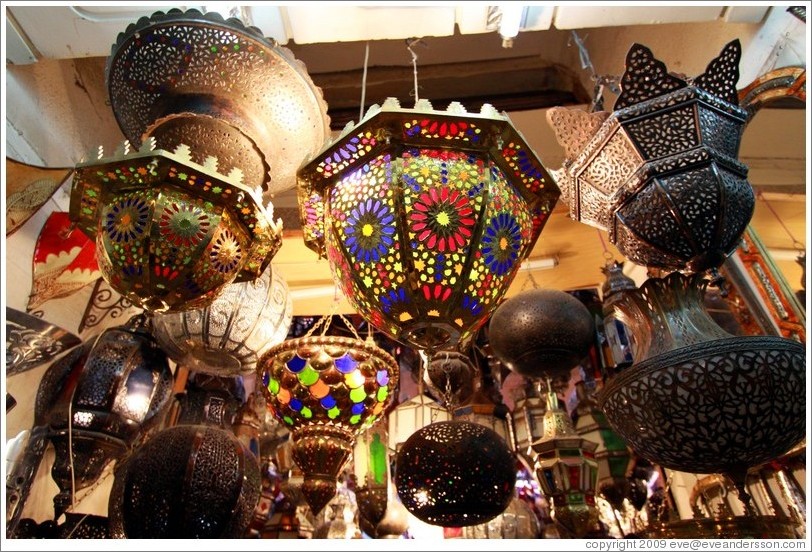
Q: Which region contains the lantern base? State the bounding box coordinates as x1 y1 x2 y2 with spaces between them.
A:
400 321 459 351
182 345 243 377
291 425 355 515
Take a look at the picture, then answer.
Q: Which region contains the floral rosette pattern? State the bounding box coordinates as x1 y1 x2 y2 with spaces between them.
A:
299 99 559 350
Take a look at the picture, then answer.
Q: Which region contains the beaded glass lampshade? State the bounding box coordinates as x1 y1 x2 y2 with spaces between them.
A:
258 334 399 515
548 40 753 273
297 98 559 350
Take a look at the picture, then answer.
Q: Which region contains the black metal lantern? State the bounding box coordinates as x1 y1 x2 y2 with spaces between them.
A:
548 40 753 274
395 420 516 527
35 315 174 519
488 289 595 381
108 424 261 538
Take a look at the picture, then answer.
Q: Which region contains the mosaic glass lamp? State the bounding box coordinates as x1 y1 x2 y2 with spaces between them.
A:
547 40 753 274
70 8 331 311
257 333 399 515
297 98 559 351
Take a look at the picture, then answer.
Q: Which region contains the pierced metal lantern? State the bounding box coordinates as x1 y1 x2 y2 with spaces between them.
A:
34 315 174 519
105 8 330 198
462 495 541 538
70 141 282 312
297 98 559 350
152 265 292 376
108 424 261 538
548 40 754 273
531 385 600 538
395 420 516 527
488 289 595 381
257 335 399 515
598 272 806 506
423 349 479 408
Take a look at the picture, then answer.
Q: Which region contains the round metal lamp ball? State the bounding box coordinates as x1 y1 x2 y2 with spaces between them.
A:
488 289 595 380
395 420 516 527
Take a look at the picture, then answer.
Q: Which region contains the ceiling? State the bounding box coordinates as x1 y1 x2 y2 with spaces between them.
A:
3 4 808 316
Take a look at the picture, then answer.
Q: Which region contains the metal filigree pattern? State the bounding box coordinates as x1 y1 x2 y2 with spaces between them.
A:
153 265 292 377
546 108 609 161
106 8 330 196
109 424 261 538
395 420 516 527
79 278 137 335
600 337 806 475
5 308 82 376
550 40 752 273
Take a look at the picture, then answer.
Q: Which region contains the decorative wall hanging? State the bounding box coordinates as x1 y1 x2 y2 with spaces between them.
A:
488 288 595 381
5 158 72 237
531 382 600 538
70 139 282 312
395 420 516 527
108 424 261 538
547 40 754 274
5 314 174 535
598 272 806 509
29 212 101 311
257 315 399 515
297 97 559 351
104 8 330 198
5 307 81 377
152 265 293 377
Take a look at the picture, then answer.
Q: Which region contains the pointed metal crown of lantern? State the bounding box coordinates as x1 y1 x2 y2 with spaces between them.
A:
69 8 331 312
297 98 559 351
547 40 754 274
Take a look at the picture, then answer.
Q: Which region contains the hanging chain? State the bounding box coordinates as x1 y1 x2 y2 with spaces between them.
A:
405 38 426 103
569 30 620 113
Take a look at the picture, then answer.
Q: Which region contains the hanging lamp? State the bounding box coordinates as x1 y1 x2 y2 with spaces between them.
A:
547 40 754 274
257 314 399 515
69 8 330 312
297 98 559 351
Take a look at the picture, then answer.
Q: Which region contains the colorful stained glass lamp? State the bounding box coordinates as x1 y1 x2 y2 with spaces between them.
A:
297 98 559 351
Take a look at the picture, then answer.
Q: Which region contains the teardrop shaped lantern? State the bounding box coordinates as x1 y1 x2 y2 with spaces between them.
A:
108 424 261 538
297 98 559 350
395 420 516 527
548 40 753 273
598 272 806 507
70 8 331 312
36 314 174 518
152 265 292 376
257 332 399 515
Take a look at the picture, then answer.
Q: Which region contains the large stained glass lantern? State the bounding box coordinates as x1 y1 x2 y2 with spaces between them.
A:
297 98 559 351
531 382 600 538
152 265 292 377
598 272 806 509
547 40 753 274
36 314 174 519
108 424 261 538
70 7 331 312
395 420 516 527
257 331 399 515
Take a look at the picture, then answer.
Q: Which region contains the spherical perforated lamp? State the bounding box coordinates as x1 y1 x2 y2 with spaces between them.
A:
395 420 516 527
489 289 595 381
297 98 559 351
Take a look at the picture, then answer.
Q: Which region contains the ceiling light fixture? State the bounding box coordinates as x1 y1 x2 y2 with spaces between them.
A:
487 5 527 48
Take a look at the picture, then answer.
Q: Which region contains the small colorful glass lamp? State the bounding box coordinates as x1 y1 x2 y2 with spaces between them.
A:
531 379 600 538
257 315 399 515
297 98 559 351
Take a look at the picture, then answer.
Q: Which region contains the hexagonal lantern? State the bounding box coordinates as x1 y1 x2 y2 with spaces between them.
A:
297 98 559 351
548 40 754 273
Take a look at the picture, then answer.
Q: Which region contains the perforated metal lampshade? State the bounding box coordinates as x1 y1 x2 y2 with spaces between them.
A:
297 98 559 351
548 40 753 274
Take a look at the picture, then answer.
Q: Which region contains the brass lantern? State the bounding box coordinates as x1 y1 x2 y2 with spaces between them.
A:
548 40 753 273
257 334 399 515
297 98 559 351
69 8 331 312
531 382 600 538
